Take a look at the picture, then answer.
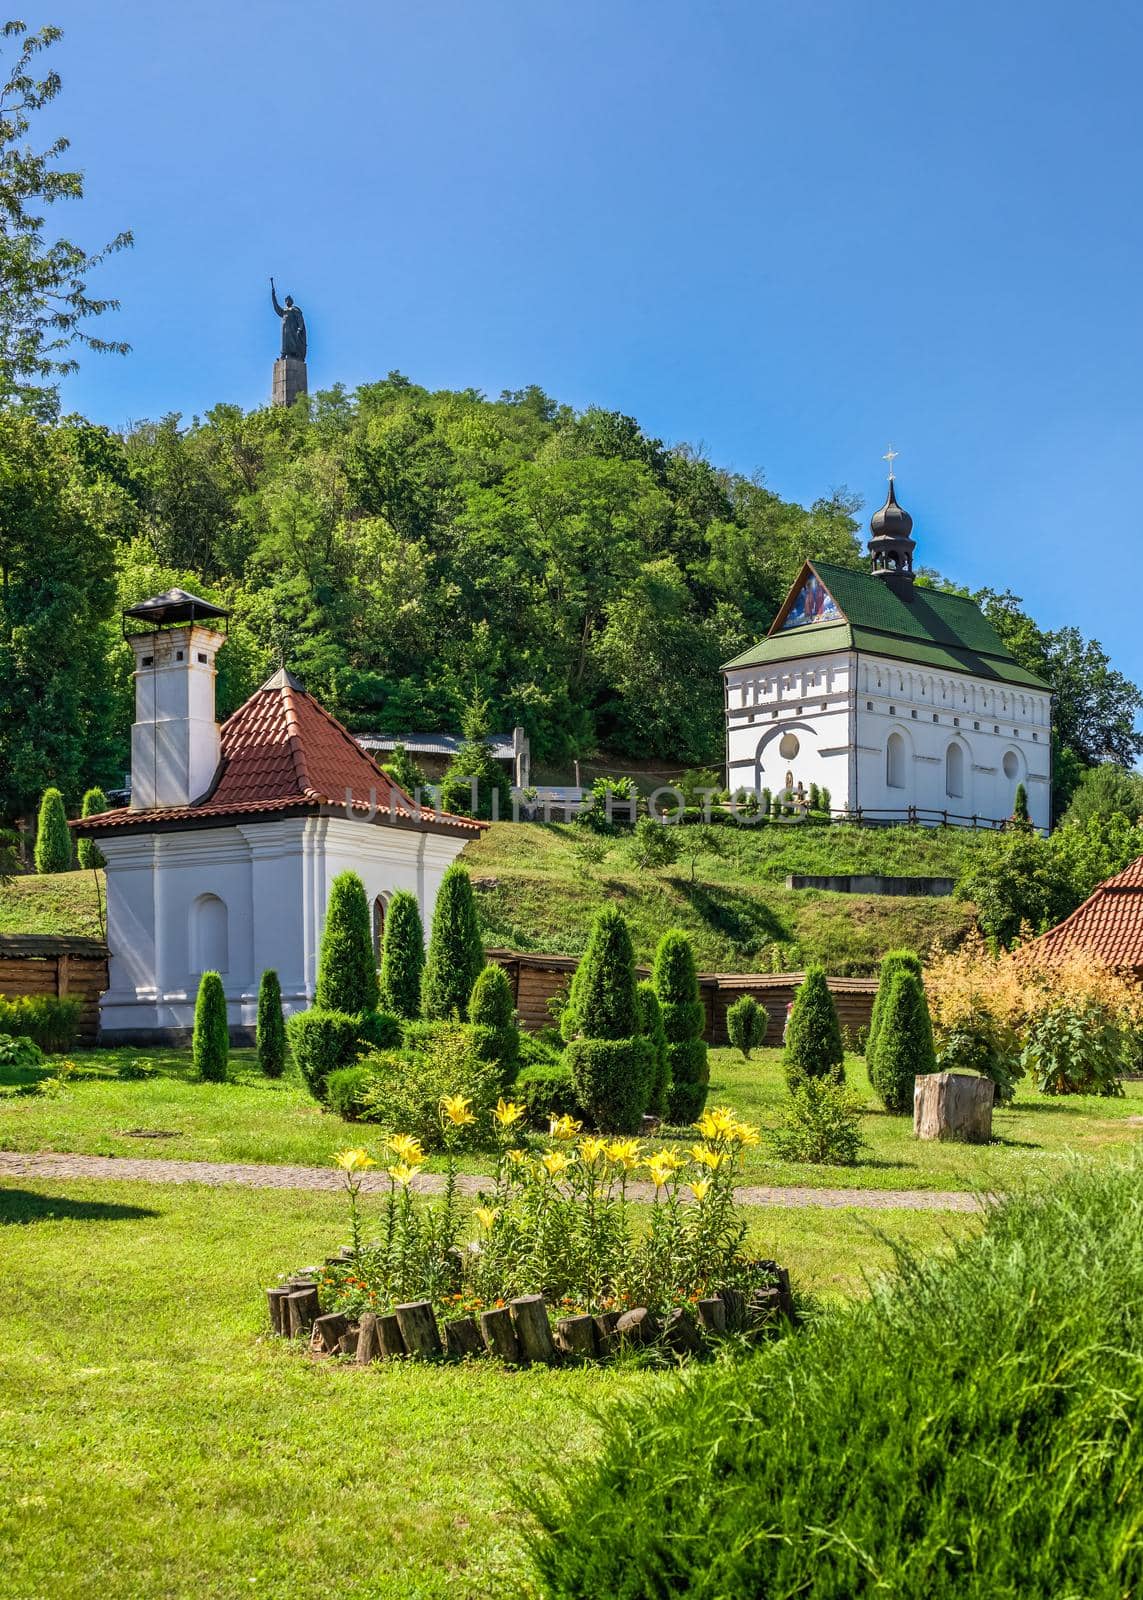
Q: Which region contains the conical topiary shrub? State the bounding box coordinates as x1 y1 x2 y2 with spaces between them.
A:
784 966 845 1089
469 960 520 1086
76 788 108 870
256 968 287 1078
193 970 229 1082
422 864 484 1020
653 929 709 1125
868 968 937 1113
315 872 380 1015
378 889 425 1020
1013 783 1031 827
563 907 653 1132
727 994 766 1059
866 950 923 1065
637 979 670 1117
34 787 71 874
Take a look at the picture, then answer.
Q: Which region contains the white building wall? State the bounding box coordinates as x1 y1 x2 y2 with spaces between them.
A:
725 649 856 810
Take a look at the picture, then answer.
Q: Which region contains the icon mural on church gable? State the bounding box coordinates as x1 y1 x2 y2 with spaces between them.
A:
778 571 842 630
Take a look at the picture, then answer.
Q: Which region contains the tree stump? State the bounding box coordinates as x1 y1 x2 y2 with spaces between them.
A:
511 1295 556 1364
376 1313 405 1359
337 1331 357 1356
356 1312 380 1364
444 1316 485 1359
395 1300 442 1359
914 1071 994 1143
266 1287 292 1335
311 1312 349 1353
697 1297 727 1336
717 1287 746 1331
664 1307 702 1355
593 1310 621 1357
286 1286 320 1338
555 1314 597 1360
480 1306 521 1363
616 1307 660 1347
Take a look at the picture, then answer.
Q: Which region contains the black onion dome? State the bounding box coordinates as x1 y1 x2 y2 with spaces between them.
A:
870 478 913 539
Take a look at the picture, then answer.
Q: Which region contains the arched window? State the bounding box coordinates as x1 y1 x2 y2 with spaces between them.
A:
945 742 965 799
190 893 228 974
886 731 906 790
372 895 387 959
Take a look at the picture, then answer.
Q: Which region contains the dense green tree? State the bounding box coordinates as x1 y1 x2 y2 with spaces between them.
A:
193 971 229 1082
469 960 519 1086
867 950 923 1062
956 833 1072 948
636 979 670 1116
727 994 766 1059
652 929 709 1124
377 889 425 1020
868 970 936 1113
382 742 429 798
76 787 107 870
421 864 484 1020
256 969 287 1079
563 906 652 1132
315 872 379 1015
1062 764 1143 829
439 697 512 819
784 966 845 1088
33 786 70 872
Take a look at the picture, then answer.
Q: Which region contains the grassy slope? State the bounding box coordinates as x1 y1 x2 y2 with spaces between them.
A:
0 869 105 939
4 1045 1140 1195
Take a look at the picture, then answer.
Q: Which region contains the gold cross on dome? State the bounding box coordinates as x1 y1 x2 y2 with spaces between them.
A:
882 446 899 481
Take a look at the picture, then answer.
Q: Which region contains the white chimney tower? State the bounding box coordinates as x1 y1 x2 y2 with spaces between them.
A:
123 589 229 810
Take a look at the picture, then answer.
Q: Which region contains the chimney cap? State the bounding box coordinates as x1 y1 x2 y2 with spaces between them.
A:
122 588 229 632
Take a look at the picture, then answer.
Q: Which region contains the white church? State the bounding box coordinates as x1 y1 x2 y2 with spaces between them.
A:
75 591 482 1044
722 473 1052 831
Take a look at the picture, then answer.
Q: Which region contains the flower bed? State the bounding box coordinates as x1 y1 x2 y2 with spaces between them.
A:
266 1100 797 1366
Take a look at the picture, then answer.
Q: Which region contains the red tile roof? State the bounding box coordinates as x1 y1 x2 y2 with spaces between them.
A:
75 670 484 838
1022 854 1143 974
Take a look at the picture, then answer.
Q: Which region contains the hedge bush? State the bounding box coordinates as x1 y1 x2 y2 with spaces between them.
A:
516 1059 581 1126
771 1076 867 1164
422 864 484 1020
726 994 765 1059
325 1063 376 1121
315 871 379 1015
869 970 937 1113
76 787 108 870
524 1159 1143 1599
192 971 229 1082
0 994 81 1052
34 787 71 874
867 949 922 1062
784 965 845 1088
636 979 670 1116
286 1010 367 1100
377 889 425 1020
469 961 519 1086
564 1038 655 1135
562 905 639 1042
256 969 287 1078
653 929 708 1124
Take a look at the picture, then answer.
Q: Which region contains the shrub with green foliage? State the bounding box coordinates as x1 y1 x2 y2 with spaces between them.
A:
564 1037 654 1134
516 1058 581 1126
255 969 287 1078
286 1010 367 1100
771 1076 867 1164
377 889 425 1020
868 969 937 1112
192 971 229 1082
315 872 379 1015
636 979 669 1116
359 1025 502 1149
0 994 81 1052
653 928 708 1124
783 965 844 1088
563 907 652 1132
439 698 513 820
726 994 765 1059
34 787 71 874
76 788 108 870
1012 781 1031 826
0 1033 45 1072
381 741 429 798
1020 1002 1127 1096
629 814 680 872
422 864 484 1021
867 949 922 1062
324 1063 376 1121
523 1154 1143 1599
468 961 520 1086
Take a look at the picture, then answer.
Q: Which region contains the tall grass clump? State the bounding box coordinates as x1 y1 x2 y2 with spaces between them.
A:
523 1153 1143 1599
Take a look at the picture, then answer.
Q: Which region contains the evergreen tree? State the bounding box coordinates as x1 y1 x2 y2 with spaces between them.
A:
727 993 765 1059
784 965 845 1088
563 906 652 1132
378 889 425 1019
33 787 70 873
76 787 107 870
469 960 520 1085
256 968 287 1079
382 741 429 798
315 871 379 1016
439 697 513 821
866 950 922 1063
653 928 709 1124
637 979 670 1116
1013 782 1031 827
868 969 937 1113
193 970 229 1082
422 864 484 1020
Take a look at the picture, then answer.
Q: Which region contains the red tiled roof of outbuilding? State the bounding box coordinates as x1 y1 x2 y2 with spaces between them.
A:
1021 854 1143 975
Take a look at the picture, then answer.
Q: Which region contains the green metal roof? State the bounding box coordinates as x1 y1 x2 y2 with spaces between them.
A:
723 562 1049 690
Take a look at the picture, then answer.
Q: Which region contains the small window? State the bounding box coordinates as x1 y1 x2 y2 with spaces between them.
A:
778 732 800 760
932 713 939 723
866 700 874 711
889 705 896 716
176 650 184 661
886 731 906 790
197 652 208 664
911 709 918 719
141 655 153 667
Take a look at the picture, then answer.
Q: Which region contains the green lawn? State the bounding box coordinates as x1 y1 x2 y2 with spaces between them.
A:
0 1176 973 1599
0 868 105 939
4 1043 1140 1195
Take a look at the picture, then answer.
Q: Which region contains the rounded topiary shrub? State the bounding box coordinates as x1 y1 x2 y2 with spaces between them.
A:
516 1059 581 1127
76 788 108 871
637 979 670 1117
784 966 845 1089
378 889 425 1020
325 1063 376 1121
652 929 709 1125
469 961 519 1086
422 864 484 1021
34 787 71 874
193 970 229 1082
255 968 287 1078
869 969 937 1113
316 872 379 1016
727 994 766 1059
286 1010 366 1100
564 1038 654 1134
867 949 922 1065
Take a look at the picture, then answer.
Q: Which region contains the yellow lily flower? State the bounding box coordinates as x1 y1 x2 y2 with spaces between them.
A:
687 1178 712 1203
605 1138 642 1170
578 1135 608 1164
505 1147 529 1166
388 1163 415 1186
694 1111 724 1141
730 1120 761 1147
645 1157 677 1190
549 1113 583 1141
689 1143 726 1169
440 1094 476 1127
334 1148 375 1173
474 1206 499 1230
540 1149 576 1179
493 1098 526 1128
650 1147 683 1170
387 1133 426 1166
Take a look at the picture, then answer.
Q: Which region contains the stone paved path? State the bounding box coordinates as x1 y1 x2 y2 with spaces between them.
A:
0 1150 987 1213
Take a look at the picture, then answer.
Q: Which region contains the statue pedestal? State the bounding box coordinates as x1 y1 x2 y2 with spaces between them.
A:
272 356 307 408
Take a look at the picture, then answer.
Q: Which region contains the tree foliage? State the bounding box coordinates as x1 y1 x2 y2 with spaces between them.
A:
726 994 765 1059
652 928 709 1124
33 785 69 872
315 871 379 1016
193 970 229 1082
76 786 107 870
377 889 425 1020
421 864 484 1021
784 965 844 1088
256 968 287 1079
868 970 936 1113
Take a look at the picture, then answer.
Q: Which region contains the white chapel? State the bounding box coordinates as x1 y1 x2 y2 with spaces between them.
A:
722 474 1052 831
75 591 482 1043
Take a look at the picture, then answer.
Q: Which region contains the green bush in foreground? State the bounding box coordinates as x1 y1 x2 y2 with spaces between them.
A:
867 949 922 1062
771 1076 867 1165
468 961 520 1086
726 994 765 1059
523 1154 1143 1598
286 1010 367 1100
869 969 937 1113
315 871 380 1015
34 786 71 874
378 889 425 1020
636 980 669 1116
255 968 287 1078
783 964 844 1088
516 1058 581 1126
653 928 708 1124
192 971 229 1082
564 907 652 1132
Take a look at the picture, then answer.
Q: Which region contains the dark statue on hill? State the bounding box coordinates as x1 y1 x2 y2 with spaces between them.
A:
270 279 306 361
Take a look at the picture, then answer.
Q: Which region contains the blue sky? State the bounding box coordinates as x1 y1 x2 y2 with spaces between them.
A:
38 0 1143 682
